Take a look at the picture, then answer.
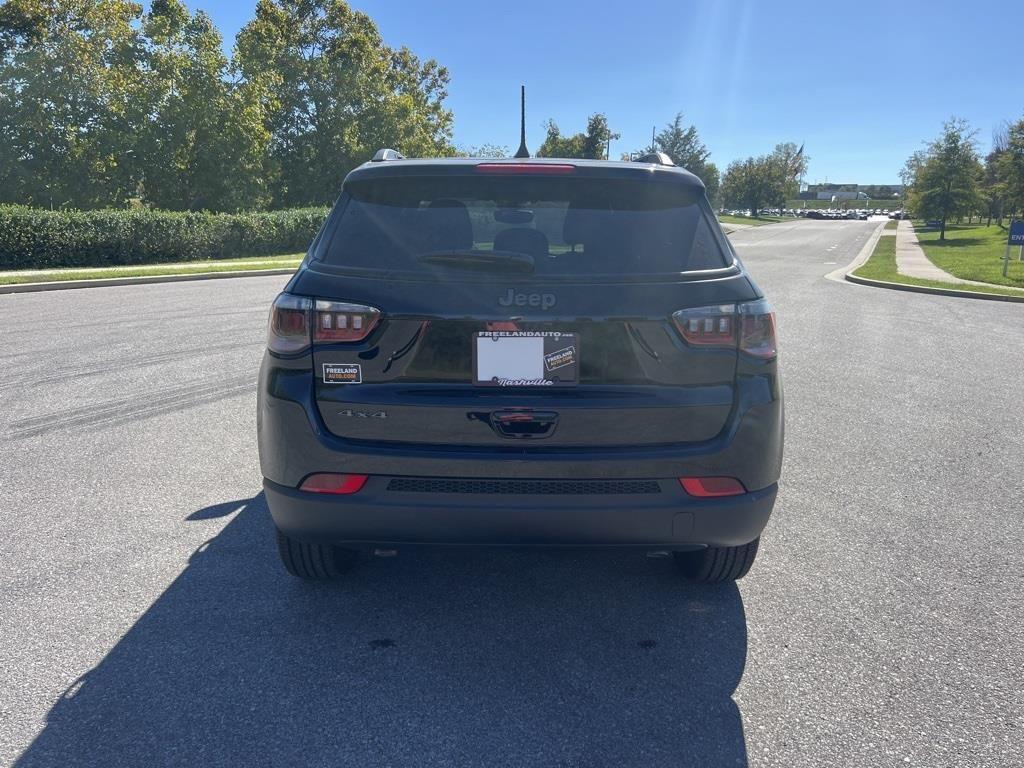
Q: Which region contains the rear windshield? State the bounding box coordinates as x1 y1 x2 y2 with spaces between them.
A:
317 175 729 279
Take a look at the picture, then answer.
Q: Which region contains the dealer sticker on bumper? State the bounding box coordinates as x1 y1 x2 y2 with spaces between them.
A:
322 363 362 384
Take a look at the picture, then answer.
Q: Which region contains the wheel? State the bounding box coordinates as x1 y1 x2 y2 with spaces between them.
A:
673 538 760 583
275 528 358 579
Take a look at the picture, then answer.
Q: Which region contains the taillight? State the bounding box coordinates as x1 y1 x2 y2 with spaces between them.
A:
737 300 777 359
267 293 312 354
671 299 777 359
267 293 381 354
672 304 736 346
679 477 746 497
299 473 368 494
314 300 380 343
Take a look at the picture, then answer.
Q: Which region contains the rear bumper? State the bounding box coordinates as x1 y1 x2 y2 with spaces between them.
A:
265 477 777 548
258 355 782 547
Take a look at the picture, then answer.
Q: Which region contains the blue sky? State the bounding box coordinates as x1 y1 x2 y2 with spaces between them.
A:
196 0 1023 184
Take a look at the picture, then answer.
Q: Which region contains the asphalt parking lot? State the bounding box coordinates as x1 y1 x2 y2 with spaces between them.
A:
1 219 1021 767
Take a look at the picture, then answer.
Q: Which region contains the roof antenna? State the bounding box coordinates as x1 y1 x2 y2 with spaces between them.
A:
514 85 530 159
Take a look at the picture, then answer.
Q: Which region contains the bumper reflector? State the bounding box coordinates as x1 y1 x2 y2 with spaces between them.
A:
299 473 368 495
679 476 746 498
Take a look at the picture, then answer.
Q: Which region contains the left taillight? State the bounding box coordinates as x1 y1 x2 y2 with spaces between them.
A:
313 300 380 343
267 293 312 354
267 293 381 354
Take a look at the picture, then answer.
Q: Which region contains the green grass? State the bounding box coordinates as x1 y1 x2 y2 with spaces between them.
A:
914 223 1024 290
852 233 898 281
852 229 1024 297
884 220 898 230
718 214 787 227
0 252 304 285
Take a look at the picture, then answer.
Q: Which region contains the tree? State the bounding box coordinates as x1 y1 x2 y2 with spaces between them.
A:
702 161 721 209
137 0 271 211
650 113 710 170
457 144 508 158
721 156 777 216
536 113 618 159
996 118 1024 221
633 113 722 206
581 113 619 160
899 150 927 211
0 0 145 208
982 149 1007 226
767 142 808 205
235 0 453 207
720 142 806 216
909 118 982 240
536 120 583 158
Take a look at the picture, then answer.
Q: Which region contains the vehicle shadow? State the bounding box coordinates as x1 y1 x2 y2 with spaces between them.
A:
16 494 750 767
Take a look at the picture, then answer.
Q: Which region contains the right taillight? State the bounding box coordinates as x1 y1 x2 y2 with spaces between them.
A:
672 299 776 359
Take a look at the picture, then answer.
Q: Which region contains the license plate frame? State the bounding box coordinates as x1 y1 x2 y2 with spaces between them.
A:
472 331 579 387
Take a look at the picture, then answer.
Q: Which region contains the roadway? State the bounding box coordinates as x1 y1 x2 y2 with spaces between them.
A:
1 219 1021 766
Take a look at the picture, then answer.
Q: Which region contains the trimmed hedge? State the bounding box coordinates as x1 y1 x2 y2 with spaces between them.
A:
0 206 330 270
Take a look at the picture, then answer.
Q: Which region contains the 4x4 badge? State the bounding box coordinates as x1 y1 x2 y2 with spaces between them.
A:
337 409 386 419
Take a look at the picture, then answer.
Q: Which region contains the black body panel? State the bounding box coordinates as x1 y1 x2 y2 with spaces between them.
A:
258 156 783 550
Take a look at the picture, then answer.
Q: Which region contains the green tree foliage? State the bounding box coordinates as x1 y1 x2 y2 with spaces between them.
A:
633 113 722 206
702 161 721 208
720 142 807 215
0 0 144 208
234 0 454 207
137 0 272 211
536 113 618 159
0 0 453 211
457 144 509 158
537 120 583 158
581 113 618 160
908 118 982 240
768 142 808 204
721 157 775 216
995 118 1024 219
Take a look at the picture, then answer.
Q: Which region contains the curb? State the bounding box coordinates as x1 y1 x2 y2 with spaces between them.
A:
824 221 886 283
843 272 1024 304
0 267 297 295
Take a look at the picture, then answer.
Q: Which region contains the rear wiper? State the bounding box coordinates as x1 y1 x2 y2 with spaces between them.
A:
416 250 535 274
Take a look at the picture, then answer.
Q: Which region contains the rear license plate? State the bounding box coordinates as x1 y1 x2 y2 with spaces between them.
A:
473 331 579 386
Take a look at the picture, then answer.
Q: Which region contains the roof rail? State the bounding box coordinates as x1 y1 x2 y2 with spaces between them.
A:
633 151 674 166
371 148 405 162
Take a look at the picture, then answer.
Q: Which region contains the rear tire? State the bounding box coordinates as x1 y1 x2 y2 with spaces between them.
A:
276 529 358 580
673 538 759 583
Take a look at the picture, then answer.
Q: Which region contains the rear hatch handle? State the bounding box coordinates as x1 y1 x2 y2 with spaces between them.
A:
488 409 559 439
